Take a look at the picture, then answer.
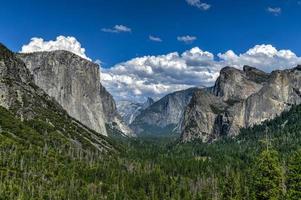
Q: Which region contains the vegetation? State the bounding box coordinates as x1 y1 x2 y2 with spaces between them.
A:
2 103 301 199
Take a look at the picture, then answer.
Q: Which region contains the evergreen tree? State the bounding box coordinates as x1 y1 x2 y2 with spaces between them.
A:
287 149 301 200
252 149 284 200
222 170 241 200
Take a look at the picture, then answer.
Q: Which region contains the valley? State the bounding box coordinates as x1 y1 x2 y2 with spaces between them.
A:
2 101 301 199
1 36 301 199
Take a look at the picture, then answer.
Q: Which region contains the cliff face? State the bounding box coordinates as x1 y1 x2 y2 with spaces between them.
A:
18 51 108 136
130 88 198 135
117 97 154 125
100 84 135 137
0 43 115 152
181 65 301 142
212 66 265 102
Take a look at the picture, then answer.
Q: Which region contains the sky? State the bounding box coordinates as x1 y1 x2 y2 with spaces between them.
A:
1 0 301 102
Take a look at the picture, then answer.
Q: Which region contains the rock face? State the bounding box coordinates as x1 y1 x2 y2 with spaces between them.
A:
18 51 132 137
99 85 135 137
181 65 301 142
131 88 198 135
18 51 108 136
212 66 264 102
117 97 154 125
0 43 115 152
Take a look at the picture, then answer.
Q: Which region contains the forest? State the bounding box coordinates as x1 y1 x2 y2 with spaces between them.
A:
1 103 301 199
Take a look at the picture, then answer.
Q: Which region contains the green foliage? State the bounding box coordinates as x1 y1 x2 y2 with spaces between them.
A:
252 149 284 200
2 103 301 199
287 149 301 200
221 169 242 200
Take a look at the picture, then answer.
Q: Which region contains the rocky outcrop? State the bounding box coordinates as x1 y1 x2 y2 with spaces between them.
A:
131 88 199 135
18 50 132 137
0 43 115 152
181 65 301 142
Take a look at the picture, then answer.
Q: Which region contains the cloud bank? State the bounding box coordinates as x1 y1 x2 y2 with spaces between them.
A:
20 36 91 61
101 44 301 102
19 37 301 103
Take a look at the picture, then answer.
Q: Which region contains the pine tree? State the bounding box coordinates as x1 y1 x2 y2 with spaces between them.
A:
287 149 301 200
252 149 284 200
222 170 241 200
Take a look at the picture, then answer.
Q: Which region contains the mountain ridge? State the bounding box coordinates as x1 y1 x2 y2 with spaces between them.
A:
181 65 301 142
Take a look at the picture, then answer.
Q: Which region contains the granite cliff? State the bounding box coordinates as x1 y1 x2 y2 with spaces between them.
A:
18 51 132 137
0 43 115 152
181 65 301 142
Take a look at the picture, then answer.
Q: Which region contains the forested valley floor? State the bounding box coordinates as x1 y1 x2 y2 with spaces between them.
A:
1 104 301 199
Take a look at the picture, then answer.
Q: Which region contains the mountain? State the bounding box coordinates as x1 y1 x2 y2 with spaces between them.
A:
99 84 135 137
17 50 132 137
0 43 115 152
117 97 154 125
130 88 199 135
181 65 301 142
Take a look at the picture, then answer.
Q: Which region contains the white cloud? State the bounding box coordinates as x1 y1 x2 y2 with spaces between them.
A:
100 47 221 102
102 25 132 33
218 44 300 72
186 0 211 10
20 36 91 61
149 35 162 42
267 7 281 15
101 44 301 102
177 35 197 44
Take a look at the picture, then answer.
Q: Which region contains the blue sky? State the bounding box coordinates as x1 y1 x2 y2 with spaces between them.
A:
2 0 301 102
1 0 301 67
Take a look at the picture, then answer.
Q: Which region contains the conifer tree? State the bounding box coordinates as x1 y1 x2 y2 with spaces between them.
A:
222 170 241 200
252 149 283 200
287 149 301 200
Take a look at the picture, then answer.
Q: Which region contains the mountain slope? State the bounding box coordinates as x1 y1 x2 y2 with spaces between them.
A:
131 87 199 135
0 43 115 153
99 84 135 137
181 65 301 142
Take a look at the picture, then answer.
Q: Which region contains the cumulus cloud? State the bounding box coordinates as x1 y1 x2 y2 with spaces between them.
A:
20 36 91 61
101 44 301 102
149 35 162 42
267 7 281 15
177 35 197 44
217 44 300 72
186 0 211 10
101 47 222 102
102 25 132 33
